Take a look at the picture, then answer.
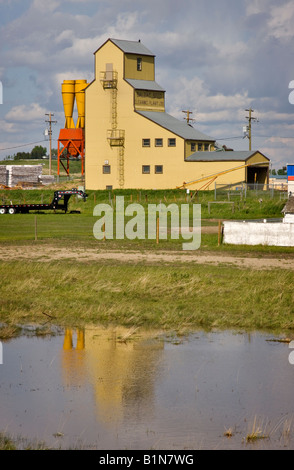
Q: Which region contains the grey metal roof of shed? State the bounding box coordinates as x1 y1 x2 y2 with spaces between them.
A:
137 111 215 141
125 79 165 91
186 150 269 162
110 38 155 56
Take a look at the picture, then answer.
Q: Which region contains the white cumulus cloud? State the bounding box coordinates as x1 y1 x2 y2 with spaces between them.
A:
5 103 46 122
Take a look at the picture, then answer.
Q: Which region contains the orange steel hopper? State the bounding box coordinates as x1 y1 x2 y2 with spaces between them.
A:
58 79 87 176
57 128 85 176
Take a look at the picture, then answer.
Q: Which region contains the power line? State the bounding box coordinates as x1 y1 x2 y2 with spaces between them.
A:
251 135 294 140
0 139 47 152
0 132 293 155
215 134 294 141
216 136 244 141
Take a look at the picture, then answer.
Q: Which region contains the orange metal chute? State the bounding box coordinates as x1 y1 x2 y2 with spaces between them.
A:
57 128 85 176
57 79 87 176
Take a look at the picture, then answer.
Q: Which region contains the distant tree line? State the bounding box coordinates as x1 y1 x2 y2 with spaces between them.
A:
4 146 57 161
270 167 287 176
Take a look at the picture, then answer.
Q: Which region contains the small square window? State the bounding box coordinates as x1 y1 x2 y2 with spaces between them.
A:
198 143 203 151
155 138 163 147
137 57 142 71
142 165 150 174
155 165 163 174
142 138 150 147
106 185 113 190
191 142 196 152
204 143 209 151
103 164 111 174
168 138 176 147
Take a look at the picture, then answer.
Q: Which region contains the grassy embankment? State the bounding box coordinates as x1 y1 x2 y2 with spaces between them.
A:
0 259 293 332
0 185 293 334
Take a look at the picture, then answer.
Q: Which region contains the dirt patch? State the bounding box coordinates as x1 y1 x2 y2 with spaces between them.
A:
0 245 293 270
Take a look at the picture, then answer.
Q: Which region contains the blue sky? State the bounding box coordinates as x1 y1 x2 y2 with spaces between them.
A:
0 0 294 168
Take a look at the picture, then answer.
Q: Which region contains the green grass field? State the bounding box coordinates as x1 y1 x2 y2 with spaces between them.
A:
0 186 293 334
0 260 293 333
0 186 290 251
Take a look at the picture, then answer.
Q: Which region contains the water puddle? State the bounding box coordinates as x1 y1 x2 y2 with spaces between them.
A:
0 326 294 450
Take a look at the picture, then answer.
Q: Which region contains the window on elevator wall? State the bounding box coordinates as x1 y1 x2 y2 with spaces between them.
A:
137 57 142 71
142 138 150 147
142 165 150 174
168 138 176 147
103 164 111 174
155 165 163 174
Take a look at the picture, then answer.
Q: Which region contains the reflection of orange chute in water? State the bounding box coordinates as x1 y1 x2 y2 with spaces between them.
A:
63 328 85 351
61 328 86 387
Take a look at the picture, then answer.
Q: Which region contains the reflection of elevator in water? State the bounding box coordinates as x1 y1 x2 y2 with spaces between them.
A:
61 326 164 424
57 79 88 177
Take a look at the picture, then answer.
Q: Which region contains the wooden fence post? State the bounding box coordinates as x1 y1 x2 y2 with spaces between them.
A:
218 219 222 246
35 215 37 241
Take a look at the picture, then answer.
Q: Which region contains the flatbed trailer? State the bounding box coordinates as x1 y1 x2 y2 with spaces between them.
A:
0 188 87 214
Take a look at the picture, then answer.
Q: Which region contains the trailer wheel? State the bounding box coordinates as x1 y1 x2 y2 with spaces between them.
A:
8 207 16 215
0 208 6 215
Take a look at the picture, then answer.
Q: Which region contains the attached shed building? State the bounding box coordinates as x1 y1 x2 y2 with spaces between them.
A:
185 150 269 189
85 38 270 190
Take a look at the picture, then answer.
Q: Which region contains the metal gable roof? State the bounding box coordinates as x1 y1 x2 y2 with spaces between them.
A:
137 110 215 141
125 79 165 92
186 150 270 162
110 38 155 56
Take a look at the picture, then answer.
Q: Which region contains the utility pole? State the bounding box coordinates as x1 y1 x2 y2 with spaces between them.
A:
245 108 258 151
182 110 195 125
45 112 57 175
